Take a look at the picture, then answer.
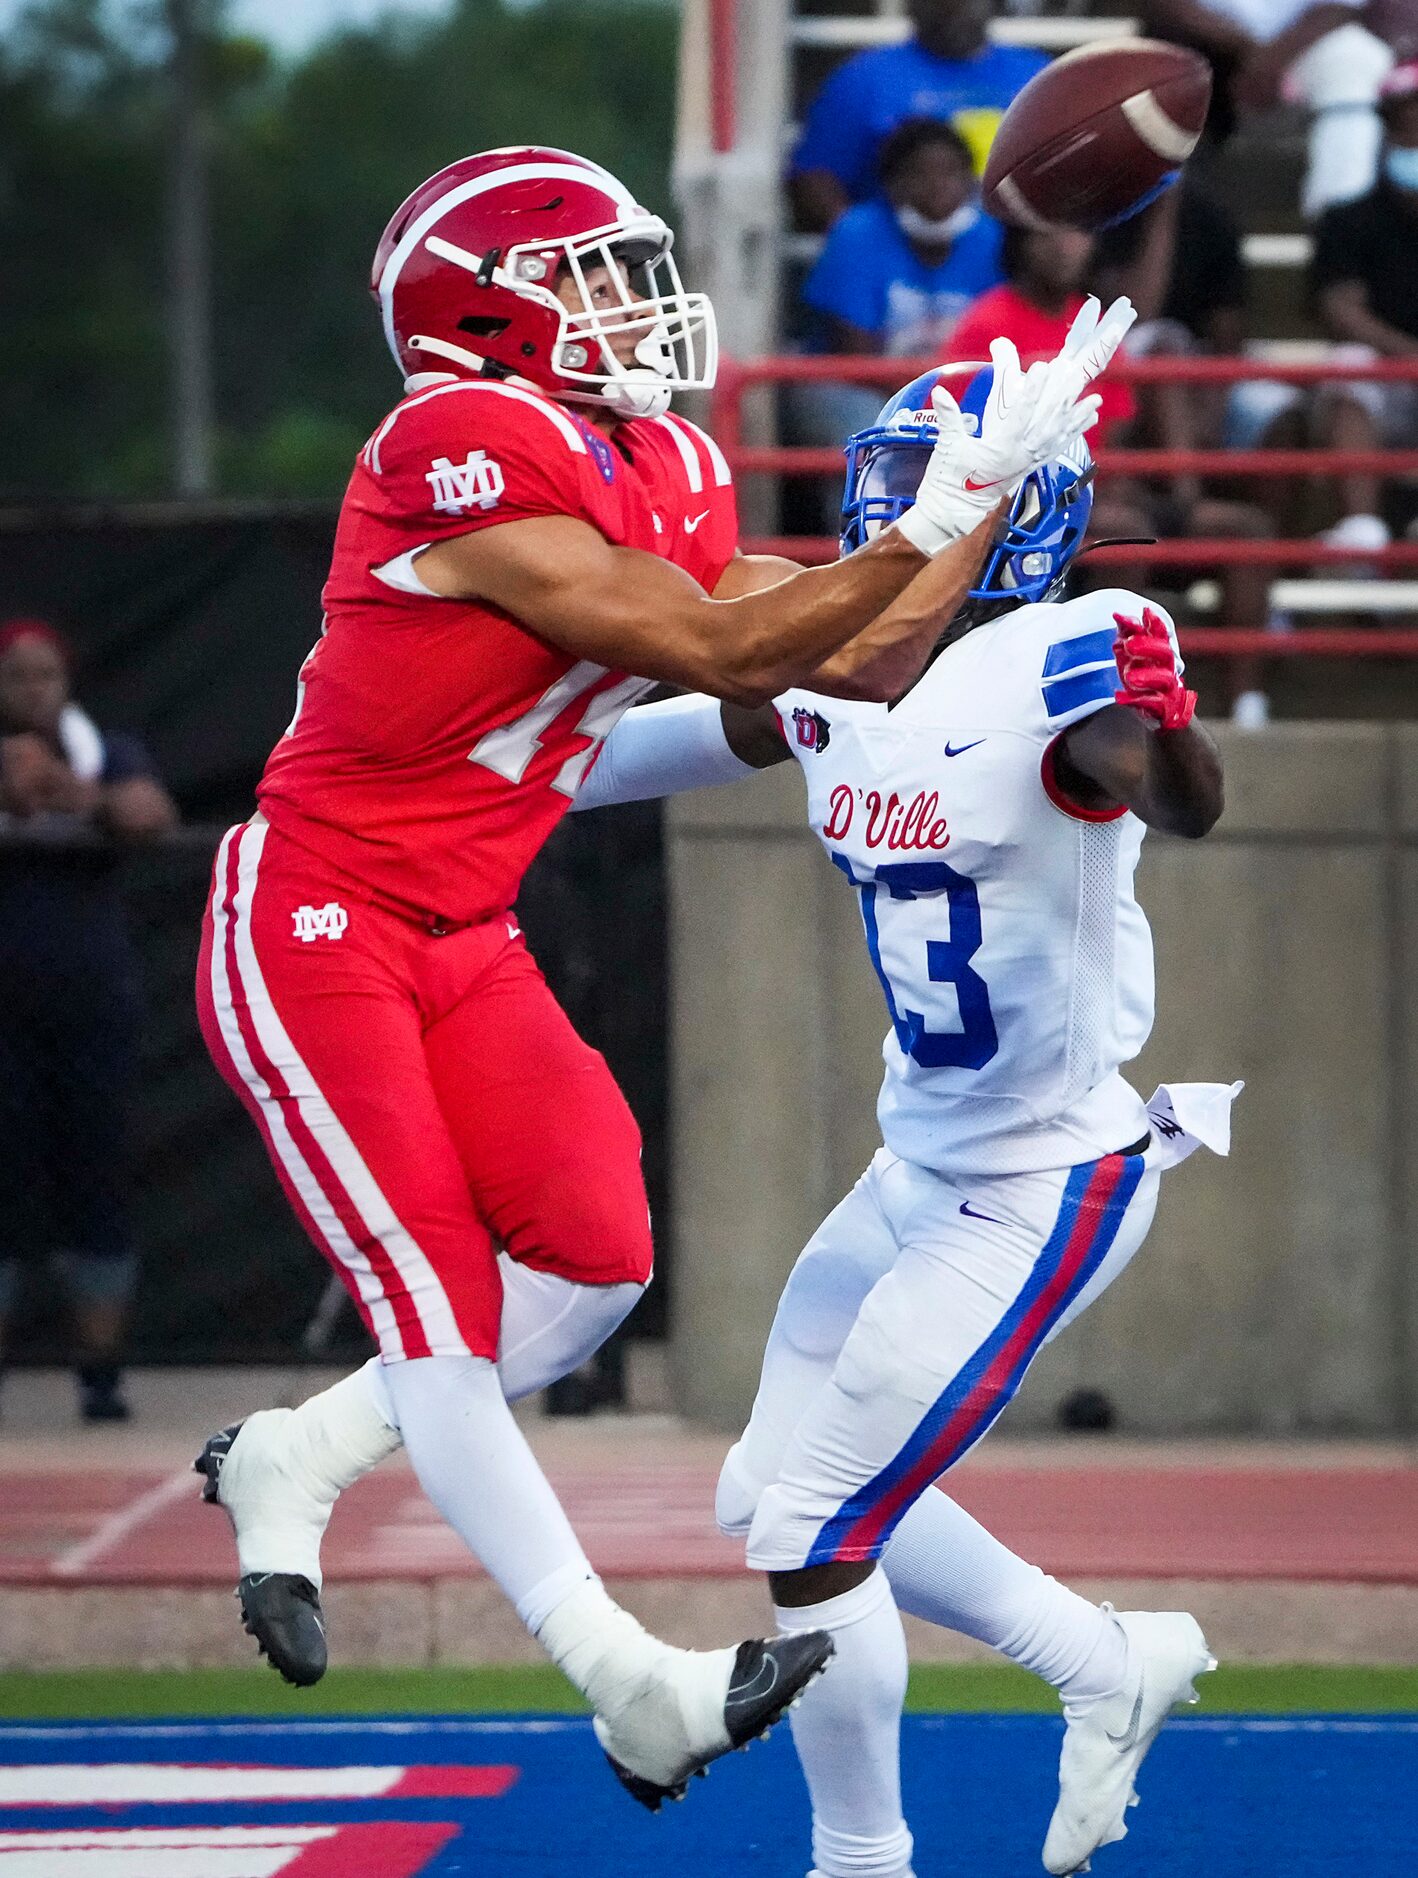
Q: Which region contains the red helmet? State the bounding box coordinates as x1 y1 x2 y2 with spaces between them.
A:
371 146 717 419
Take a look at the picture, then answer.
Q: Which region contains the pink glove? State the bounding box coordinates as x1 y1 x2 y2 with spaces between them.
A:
1113 607 1196 731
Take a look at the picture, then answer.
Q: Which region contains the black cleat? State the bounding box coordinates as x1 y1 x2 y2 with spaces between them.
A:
194 1421 243 1505
194 1421 328 1688
237 1571 328 1687
600 1630 835 1813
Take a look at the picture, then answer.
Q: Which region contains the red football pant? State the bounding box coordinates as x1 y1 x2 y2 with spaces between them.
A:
196 819 653 1362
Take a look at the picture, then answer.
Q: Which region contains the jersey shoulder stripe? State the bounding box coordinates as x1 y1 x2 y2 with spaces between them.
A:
661 411 733 488
1042 665 1117 720
654 412 734 493
364 380 589 475
1042 627 1117 679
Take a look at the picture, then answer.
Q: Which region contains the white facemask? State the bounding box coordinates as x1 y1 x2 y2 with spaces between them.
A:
894 201 979 246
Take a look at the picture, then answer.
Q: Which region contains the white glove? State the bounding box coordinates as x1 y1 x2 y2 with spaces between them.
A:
895 295 1136 558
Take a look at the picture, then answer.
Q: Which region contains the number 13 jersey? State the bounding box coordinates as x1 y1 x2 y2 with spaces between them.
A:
777 590 1165 1178
257 377 737 926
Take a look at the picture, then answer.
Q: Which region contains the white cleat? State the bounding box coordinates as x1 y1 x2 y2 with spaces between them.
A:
1042 1609 1215 1875
594 1630 834 1811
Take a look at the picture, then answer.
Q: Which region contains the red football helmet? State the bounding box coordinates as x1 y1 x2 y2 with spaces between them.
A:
371 146 717 419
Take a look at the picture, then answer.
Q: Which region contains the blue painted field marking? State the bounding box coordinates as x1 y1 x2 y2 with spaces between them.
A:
0 1713 1414 1876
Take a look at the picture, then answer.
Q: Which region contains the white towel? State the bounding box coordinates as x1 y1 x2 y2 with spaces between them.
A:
1145 1081 1245 1170
57 703 104 782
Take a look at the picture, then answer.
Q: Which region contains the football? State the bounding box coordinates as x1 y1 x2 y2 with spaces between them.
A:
982 38 1212 232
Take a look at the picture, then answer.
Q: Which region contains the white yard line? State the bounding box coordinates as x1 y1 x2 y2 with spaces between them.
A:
51 1470 197 1579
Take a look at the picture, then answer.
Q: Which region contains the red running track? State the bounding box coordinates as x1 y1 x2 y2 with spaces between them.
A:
2 1454 1415 1586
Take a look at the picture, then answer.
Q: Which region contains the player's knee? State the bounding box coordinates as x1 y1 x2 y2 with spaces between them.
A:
744 1480 835 1573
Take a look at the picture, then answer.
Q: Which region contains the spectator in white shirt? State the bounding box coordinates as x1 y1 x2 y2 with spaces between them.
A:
1143 0 1396 214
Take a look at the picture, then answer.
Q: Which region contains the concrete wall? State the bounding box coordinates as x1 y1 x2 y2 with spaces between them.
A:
667 723 1418 1435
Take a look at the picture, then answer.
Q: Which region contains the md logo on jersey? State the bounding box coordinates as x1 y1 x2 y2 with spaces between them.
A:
792 707 832 753
292 903 349 943
426 450 505 514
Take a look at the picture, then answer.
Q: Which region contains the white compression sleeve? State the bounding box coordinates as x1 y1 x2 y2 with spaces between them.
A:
571 694 758 812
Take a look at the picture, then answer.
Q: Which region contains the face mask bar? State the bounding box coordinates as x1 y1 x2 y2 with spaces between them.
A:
503 217 718 404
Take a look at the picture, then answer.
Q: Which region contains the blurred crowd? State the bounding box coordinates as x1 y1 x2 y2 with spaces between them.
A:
785 0 1418 723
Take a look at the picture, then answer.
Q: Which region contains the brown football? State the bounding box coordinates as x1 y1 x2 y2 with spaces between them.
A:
982 38 1212 232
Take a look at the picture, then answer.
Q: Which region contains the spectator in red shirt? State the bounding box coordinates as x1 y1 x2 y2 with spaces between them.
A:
941 226 1138 440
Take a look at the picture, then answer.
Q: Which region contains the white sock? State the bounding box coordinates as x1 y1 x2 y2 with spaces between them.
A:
381 1353 600 1621
227 1369 403 1584
883 1490 1126 1702
295 1363 402 1490
776 1570 914 1878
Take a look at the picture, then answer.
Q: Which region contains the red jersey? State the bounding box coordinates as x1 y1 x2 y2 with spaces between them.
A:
257 379 739 924
941 286 1136 441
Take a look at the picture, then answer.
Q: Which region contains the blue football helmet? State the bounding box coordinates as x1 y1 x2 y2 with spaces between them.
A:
839 364 1094 608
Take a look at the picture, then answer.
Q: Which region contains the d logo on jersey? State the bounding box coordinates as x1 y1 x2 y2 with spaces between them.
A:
292 902 349 943
426 450 506 515
792 707 831 753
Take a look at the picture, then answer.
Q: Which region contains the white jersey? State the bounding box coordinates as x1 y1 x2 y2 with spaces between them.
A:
778 588 1163 1178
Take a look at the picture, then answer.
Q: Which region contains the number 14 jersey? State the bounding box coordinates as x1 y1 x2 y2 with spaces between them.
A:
777 589 1164 1178
257 377 737 926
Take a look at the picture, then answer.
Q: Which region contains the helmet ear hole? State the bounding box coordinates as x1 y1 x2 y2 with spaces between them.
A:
458 316 511 338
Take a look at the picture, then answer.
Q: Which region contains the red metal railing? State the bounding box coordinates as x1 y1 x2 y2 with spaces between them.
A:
717 354 1418 653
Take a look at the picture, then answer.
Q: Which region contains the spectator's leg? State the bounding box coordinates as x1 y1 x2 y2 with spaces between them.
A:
0 991 49 1397
1288 25 1394 218
1189 497 1275 720
1127 321 1205 512
49 974 141 1421
1316 386 1387 535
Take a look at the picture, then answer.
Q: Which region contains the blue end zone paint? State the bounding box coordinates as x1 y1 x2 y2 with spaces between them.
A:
1 1712 1416 1875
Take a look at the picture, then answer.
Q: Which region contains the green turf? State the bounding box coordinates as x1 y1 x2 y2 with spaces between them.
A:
3 1662 1417 1720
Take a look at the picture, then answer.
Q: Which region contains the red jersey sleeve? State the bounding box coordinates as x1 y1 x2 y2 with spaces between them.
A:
361 379 601 541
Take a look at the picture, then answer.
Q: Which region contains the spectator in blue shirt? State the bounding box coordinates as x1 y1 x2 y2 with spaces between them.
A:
790 0 1049 231
804 118 1005 356
0 618 176 1422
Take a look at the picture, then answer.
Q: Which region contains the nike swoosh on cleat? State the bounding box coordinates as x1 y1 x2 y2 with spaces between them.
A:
959 1201 1005 1224
1105 1685 1146 1753
944 740 984 758
727 1655 780 1706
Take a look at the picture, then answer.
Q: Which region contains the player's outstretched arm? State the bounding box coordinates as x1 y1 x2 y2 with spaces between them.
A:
411 508 992 708
710 513 1001 703
1053 606 1223 838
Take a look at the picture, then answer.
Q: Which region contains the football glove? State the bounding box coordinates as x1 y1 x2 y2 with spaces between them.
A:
896 295 1136 557
1113 605 1197 731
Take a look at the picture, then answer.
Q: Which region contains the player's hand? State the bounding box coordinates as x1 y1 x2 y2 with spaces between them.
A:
1113 606 1196 731
894 297 1135 557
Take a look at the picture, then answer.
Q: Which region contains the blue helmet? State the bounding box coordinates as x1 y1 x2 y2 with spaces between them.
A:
839 364 1094 608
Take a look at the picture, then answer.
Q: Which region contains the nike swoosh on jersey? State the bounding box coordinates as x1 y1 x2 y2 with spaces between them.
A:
963 474 1001 493
684 509 711 533
1105 1684 1146 1752
944 740 984 757
959 1201 1005 1225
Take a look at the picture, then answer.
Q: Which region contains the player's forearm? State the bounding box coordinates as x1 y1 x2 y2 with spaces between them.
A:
1132 723 1224 837
806 508 1000 702
701 513 1015 706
